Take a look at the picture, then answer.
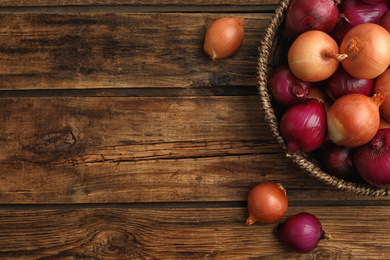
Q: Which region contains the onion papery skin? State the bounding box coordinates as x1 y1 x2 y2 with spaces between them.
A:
276 213 329 253
342 0 388 26
340 23 390 79
307 85 333 112
288 30 342 82
327 93 384 147
354 129 390 188
284 0 339 40
325 66 374 101
280 99 327 155
322 141 358 181
380 117 390 129
373 69 390 122
379 10 390 33
203 17 244 60
268 66 311 106
246 183 288 225
330 0 389 45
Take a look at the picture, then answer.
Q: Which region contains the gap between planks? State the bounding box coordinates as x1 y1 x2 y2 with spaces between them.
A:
0 5 278 14
1 199 390 211
0 86 259 98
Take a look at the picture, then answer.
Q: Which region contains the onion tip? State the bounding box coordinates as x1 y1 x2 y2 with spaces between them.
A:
373 93 386 107
246 216 256 226
325 233 331 240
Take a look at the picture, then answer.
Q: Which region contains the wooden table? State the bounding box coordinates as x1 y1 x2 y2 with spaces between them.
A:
1 1 390 259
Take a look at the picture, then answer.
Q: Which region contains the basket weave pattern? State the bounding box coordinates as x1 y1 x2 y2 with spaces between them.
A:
257 0 389 196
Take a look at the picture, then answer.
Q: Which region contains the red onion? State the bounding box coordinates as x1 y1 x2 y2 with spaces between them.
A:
360 0 388 3
284 0 340 39
379 10 390 33
280 99 327 155
276 212 330 253
329 0 388 45
268 66 311 106
325 66 374 101
322 141 358 181
354 129 390 188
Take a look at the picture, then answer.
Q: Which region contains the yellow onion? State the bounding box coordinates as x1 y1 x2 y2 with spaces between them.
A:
327 93 385 147
340 23 390 79
204 17 244 60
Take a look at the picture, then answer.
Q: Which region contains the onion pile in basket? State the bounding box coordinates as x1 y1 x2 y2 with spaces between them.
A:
268 0 390 188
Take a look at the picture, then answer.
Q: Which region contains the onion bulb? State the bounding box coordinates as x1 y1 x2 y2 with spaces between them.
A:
203 17 244 60
276 212 330 253
246 182 288 225
322 141 358 181
325 66 374 101
373 68 390 122
327 93 385 147
284 0 340 39
288 30 346 82
379 10 390 33
354 129 390 188
268 66 311 106
340 23 390 79
280 98 327 155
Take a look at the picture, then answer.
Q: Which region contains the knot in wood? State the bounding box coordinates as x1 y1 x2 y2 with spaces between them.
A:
30 130 76 155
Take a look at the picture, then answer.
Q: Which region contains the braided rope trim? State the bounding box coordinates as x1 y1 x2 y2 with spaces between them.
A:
256 0 389 197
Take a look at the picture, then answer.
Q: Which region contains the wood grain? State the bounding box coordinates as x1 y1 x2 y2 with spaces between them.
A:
0 0 280 7
0 95 305 204
0 13 271 90
0 96 386 204
0 206 388 259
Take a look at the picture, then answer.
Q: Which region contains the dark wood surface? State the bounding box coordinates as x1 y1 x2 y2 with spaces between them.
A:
1 1 390 259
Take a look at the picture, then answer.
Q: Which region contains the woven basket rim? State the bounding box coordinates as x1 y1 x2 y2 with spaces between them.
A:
256 0 389 197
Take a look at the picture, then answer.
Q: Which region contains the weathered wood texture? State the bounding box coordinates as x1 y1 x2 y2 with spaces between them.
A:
0 0 279 6
0 207 389 259
0 13 271 90
1 96 385 204
1 1 390 259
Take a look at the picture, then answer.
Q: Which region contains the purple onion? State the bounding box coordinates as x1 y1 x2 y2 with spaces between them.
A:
280 99 327 155
268 66 311 106
277 213 330 253
379 10 390 33
329 0 389 45
284 0 340 39
325 66 374 101
360 0 388 3
322 142 358 181
354 129 390 188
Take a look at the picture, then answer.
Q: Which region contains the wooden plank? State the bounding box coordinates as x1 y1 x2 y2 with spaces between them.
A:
0 96 387 204
0 13 272 90
0 95 289 204
0 206 388 259
0 0 280 7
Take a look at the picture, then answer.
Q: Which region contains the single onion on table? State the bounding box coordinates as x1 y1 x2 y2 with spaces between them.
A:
276 212 330 253
203 17 244 60
246 182 288 225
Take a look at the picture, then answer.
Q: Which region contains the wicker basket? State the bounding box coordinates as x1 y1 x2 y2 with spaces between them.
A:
257 0 390 197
